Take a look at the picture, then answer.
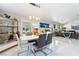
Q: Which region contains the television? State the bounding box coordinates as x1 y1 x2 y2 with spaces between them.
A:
40 23 49 28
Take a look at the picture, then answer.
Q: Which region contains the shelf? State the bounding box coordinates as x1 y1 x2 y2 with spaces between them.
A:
0 16 11 20
0 25 17 27
0 41 17 52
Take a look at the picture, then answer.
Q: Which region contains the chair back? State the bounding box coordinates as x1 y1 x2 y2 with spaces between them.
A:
37 34 46 48
46 33 53 45
15 34 21 49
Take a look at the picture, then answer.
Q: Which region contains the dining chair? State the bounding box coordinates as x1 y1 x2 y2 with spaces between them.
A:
15 34 35 56
32 34 47 56
46 33 53 45
40 33 53 55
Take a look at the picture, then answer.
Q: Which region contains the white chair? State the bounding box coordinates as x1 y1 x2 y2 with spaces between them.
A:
15 34 35 56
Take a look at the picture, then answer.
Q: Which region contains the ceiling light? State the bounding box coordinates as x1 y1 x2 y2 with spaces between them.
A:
29 16 32 20
29 3 40 8
29 16 41 21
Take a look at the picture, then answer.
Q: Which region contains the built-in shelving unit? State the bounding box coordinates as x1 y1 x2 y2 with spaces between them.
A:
0 16 18 43
0 17 18 33
0 16 18 52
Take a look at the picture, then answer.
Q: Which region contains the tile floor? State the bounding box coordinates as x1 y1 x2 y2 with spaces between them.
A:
0 37 79 56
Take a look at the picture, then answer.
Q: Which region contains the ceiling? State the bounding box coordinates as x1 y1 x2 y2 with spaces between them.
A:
0 3 79 24
40 3 79 24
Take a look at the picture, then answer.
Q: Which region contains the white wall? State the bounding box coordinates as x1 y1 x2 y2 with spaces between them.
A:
64 20 79 30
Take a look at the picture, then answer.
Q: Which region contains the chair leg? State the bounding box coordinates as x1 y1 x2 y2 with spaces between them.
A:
33 48 47 56
17 52 19 56
31 49 36 56
40 50 48 56
42 47 53 55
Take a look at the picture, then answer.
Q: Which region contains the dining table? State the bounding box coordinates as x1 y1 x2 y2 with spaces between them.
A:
20 35 39 41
